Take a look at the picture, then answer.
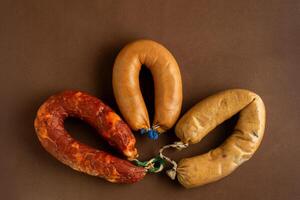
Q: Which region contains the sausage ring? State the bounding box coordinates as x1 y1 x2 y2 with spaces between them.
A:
113 40 182 139
165 89 266 188
34 91 146 183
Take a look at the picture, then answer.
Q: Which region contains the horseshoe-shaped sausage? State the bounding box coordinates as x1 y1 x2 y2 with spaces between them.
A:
34 91 146 183
113 40 182 138
174 89 266 188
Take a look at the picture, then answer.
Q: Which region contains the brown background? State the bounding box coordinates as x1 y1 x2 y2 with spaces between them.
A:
0 0 299 200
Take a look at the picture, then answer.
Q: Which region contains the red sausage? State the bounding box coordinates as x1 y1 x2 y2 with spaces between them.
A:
34 91 145 183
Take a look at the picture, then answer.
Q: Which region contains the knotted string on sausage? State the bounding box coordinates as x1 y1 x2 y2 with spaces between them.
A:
160 89 266 188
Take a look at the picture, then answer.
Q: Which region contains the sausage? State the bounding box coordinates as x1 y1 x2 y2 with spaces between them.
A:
113 40 182 136
175 89 266 188
34 91 146 183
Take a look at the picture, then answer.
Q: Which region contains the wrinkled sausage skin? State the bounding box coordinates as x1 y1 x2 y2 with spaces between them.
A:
175 89 266 188
34 90 145 183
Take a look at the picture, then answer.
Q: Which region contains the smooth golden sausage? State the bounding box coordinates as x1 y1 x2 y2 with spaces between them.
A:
175 89 266 188
113 40 182 138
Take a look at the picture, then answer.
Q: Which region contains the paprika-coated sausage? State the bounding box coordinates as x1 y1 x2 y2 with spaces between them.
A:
34 91 145 183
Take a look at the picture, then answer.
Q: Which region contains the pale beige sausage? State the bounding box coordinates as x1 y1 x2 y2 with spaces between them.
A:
113 40 182 133
175 89 266 188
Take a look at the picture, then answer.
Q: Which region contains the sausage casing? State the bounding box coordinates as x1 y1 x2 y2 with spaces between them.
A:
34 91 145 183
113 40 182 134
175 89 266 188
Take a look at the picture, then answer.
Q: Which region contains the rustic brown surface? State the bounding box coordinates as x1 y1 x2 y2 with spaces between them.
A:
0 0 299 199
